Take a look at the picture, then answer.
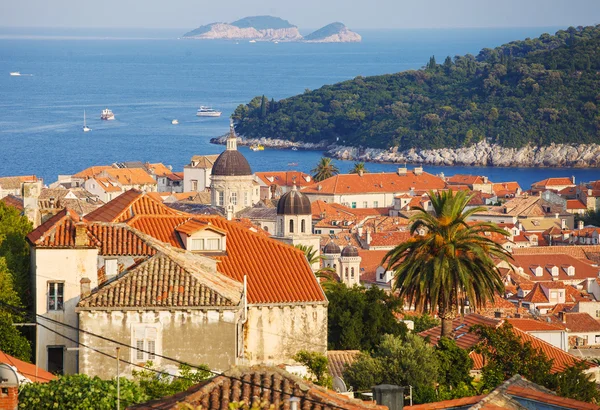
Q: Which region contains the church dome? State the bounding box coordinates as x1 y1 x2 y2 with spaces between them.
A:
341 244 359 257
277 186 311 215
323 241 341 255
211 150 252 177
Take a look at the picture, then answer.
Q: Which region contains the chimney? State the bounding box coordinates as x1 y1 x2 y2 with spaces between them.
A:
75 223 88 247
80 277 91 299
372 385 404 410
559 311 567 324
227 207 233 221
578 220 584 230
572 176 576 184
483 176 488 184
561 219 566 230
358 169 364 177
358 226 363 237
397 167 407 176
414 167 423 176
317 184 322 191
366 229 372 245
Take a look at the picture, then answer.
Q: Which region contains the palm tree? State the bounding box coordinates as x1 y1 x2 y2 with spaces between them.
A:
295 244 337 290
383 190 512 337
349 162 368 174
311 157 340 182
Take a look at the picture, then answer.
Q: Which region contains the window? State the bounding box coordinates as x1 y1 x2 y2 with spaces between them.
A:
374 201 379 208
133 326 158 362
48 282 64 311
329 230 335 234
218 191 224 206
47 346 64 375
379 271 384 280
363 201 368 208
279 220 284 235
191 180 198 191
289 219 294 233
351 267 355 278
596 310 600 318
263 226 269 233
345 267 349 278
333 264 337 270
231 192 237 205
191 239 204 250
315 229 322 234
206 238 220 250
351 202 356 209
301 219 306 233
105 259 118 277
244 191 249 205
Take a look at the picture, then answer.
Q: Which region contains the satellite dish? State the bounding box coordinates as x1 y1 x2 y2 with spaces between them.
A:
332 376 347 393
0 363 20 387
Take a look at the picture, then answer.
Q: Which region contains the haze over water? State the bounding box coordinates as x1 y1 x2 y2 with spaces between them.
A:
1 26 599 187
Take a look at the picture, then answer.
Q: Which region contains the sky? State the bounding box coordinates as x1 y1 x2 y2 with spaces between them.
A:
1 0 599 30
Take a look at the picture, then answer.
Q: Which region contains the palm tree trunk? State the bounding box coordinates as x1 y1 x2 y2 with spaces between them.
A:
439 307 458 338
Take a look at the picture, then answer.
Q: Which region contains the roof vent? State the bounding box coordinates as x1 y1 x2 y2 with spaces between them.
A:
414 167 424 175
397 167 407 176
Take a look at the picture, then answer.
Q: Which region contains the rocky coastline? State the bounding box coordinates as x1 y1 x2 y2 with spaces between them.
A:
212 136 600 168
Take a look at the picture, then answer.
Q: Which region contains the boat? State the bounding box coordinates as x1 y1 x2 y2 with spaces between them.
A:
83 110 91 132
196 106 222 117
257 144 264 151
273 41 279 44
100 108 115 120
250 144 259 151
291 147 298 151
249 40 257 43
9 72 21 76
171 119 179 125
287 162 298 166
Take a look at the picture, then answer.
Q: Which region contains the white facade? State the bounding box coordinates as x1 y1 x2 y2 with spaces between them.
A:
211 175 258 214
84 178 123 203
184 167 211 192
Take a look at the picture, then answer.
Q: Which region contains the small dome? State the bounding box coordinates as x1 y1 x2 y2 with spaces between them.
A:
341 244 359 257
212 150 252 177
323 241 341 254
277 186 311 215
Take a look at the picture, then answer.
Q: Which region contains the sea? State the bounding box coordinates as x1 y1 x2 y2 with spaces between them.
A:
1 26 599 187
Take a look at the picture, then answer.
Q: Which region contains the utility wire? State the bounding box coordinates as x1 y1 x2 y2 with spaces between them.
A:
2 302 349 410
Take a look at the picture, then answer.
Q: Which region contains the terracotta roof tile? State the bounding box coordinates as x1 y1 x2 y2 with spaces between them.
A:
78 253 238 308
506 385 600 410
404 394 486 409
446 174 488 185
506 318 565 332
93 177 123 192
567 199 587 210
357 250 389 284
327 350 360 379
0 175 39 190
188 154 219 169
302 171 446 195
148 163 172 177
511 253 599 282
128 215 326 304
531 177 575 188
129 365 385 410
369 231 412 247
419 314 501 349
255 171 313 187
72 166 112 179
103 168 157 186
0 194 24 211
561 312 600 332
0 350 55 383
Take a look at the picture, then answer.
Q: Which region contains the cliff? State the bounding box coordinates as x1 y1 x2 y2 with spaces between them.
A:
183 16 302 41
304 22 362 43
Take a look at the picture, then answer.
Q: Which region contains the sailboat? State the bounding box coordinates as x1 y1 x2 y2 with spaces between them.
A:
83 110 91 132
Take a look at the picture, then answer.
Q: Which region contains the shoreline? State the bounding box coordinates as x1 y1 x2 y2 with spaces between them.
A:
212 136 600 168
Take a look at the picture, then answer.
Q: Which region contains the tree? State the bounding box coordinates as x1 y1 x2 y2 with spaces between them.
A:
260 95 267 118
132 362 211 400
343 333 439 404
435 337 474 390
553 361 600 403
0 202 32 305
326 283 406 351
349 162 368 174
294 244 336 289
0 258 31 361
18 374 149 409
384 190 511 337
311 157 340 182
293 350 332 388
411 314 440 333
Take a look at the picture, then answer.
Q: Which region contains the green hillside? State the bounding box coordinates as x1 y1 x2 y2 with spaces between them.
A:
233 25 600 150
304 22 346 41
231 16 296 30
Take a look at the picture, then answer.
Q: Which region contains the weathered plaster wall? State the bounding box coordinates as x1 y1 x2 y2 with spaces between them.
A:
244 303 327 365
78 309 240 377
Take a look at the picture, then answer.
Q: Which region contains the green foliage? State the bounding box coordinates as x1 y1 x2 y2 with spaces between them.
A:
0 202 32 306
384 190 511 337
326 283 406 351
349 162 368 174
0 258 31 361
132 362 212 401
18 374 148 409
343 333 440 404
435 337 474 390
552 361 600 403
233 25 600 150
582 208 600 226
293 350 332 388
310 157 339 182
411 314 440 333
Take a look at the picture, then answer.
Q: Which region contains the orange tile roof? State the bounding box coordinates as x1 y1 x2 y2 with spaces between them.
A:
301 171 446 195
419 314 501 349
532 177 575 188
492 181 521 195
446 174 488 185
175 219 226 236
127 215 326 304
255 171 313 187
0 175 39 189
511 253 599 282
0 194 24 211
357 250 389 283
72 165 112 179
148 163 171 177
561 312 600 332
405 395 486 410
0 350 56 383
94 177 123 192
506 385 599 410
506 318 565 332
103 168 157 186
327 350 360 379
369 230 412 247
567 199 587 210
84 189 184 223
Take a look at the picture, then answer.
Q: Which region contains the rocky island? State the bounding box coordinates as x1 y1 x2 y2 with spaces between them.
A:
183 16 361 43
304 22 362 43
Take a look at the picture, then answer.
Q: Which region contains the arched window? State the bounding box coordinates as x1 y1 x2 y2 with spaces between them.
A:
345 267 349 278
333 264 337 270
289 219 294 234
301 219 306 233
351 267 355 278
263 226 268 233
279 219 284 236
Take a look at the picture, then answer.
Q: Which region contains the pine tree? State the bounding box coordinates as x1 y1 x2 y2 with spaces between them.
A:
260 95 267 118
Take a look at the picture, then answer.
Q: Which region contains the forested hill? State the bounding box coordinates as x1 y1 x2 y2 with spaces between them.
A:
232 25 600 150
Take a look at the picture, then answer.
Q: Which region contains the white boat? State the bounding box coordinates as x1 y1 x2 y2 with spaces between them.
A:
9 72 21 76
291 147 298 151
273 41 279 44
196 106 222 117
100 108 115 120
249 40 257 43
83 110 91 132
171 119 179 125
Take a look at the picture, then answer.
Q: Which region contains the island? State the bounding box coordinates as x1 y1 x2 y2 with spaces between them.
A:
304 22 362 43
231 25 600 168
183 16 361 43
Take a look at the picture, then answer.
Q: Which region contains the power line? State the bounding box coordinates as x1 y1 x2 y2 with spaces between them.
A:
1 302 348 410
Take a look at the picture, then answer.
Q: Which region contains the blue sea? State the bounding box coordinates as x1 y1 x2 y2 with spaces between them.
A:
1 26 599 187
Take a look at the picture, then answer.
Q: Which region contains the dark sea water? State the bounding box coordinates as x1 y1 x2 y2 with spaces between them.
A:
1 26 599 187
